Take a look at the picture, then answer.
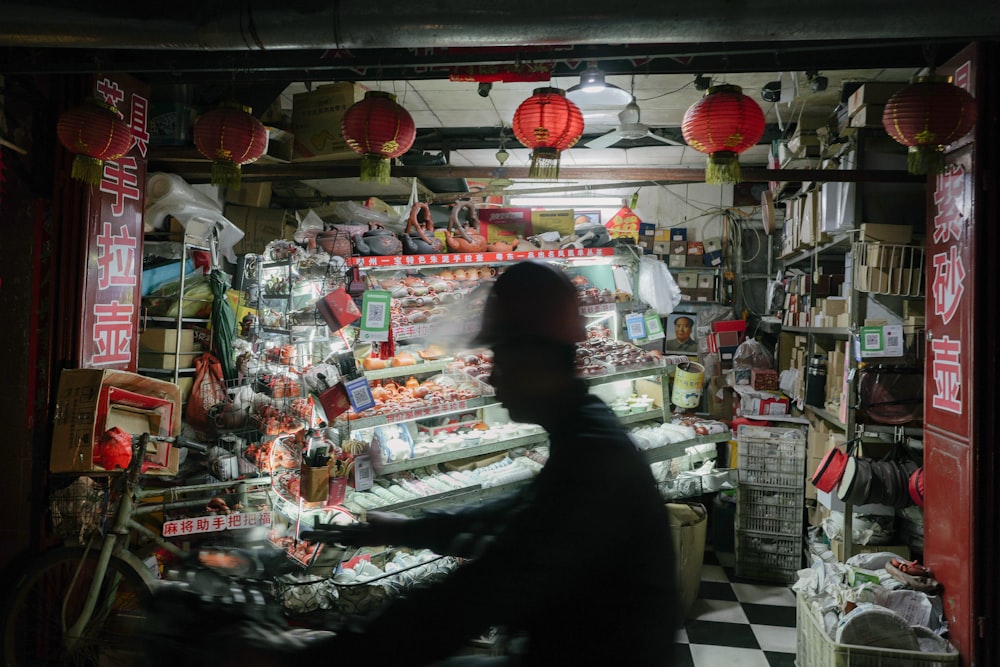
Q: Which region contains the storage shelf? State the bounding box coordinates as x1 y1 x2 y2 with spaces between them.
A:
142 315 211 325
137 366 197 375
618 408 666 425
343 396 498 429
377 433 550 475
777 232 853 266
783 326 851 338
363 359 454 381
643 431 732 465
806 405 846 430
585 365 667 387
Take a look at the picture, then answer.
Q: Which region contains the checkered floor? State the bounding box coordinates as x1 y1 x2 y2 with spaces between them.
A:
672 549 798 667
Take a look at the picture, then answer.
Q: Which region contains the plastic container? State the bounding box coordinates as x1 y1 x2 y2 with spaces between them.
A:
796 593 958 667
735 530 802 582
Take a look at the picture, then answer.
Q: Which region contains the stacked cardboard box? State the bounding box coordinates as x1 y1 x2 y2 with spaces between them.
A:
846 82 905 130
291 83 367 162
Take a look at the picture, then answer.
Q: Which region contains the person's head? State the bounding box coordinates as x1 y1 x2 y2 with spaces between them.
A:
472 261 586 423
673 316 693 343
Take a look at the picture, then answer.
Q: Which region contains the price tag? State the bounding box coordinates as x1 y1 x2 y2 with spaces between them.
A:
344 376 376 413
625 313 647 340
353 454 374 491
643 312 665 341
358 290 392 342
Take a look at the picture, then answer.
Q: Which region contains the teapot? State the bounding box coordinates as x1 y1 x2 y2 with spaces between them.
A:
445 200 487 254
401 202 444 254
486 236 519 253
354 222 403 256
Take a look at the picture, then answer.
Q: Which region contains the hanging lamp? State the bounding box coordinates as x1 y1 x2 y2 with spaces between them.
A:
881 75 977 175
681 84 766 184
341 91 416 184
56 99 133 185
511 87 584 179
193 103 268 189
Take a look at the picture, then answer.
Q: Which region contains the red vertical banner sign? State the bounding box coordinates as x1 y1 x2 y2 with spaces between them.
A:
77 73 150 371
923 46 977 663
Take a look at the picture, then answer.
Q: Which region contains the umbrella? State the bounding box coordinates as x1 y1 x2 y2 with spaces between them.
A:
209 268 238 382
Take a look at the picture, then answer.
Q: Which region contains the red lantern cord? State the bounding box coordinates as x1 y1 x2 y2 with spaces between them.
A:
681 84 765 184
512 87 584 179
56 99 133 185
194 104 268 189
882 75 977 175
341 91 416 184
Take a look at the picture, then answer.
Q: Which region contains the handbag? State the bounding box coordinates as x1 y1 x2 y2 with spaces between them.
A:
445 200 487 253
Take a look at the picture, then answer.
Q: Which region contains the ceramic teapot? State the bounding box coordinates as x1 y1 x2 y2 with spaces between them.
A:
353 222 403 256
445 200 487 253
486 236 519 253
401 202 444 254
316 226 353 259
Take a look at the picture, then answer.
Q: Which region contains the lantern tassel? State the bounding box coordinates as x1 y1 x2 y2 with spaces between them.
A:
528 148 562 180
71 155 105 185
360 154 392 184
705 151 742 184
211 159 243 189
908 145 946 176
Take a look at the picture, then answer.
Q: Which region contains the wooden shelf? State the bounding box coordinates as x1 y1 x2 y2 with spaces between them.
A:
783 326 851 338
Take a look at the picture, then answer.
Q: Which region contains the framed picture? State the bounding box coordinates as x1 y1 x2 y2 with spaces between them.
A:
573 210 602 226
665 312 699 354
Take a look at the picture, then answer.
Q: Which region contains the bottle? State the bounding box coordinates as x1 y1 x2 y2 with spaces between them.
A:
806 354 827 407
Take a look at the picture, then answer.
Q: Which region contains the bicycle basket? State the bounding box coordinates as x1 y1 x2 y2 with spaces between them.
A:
49 476 108 543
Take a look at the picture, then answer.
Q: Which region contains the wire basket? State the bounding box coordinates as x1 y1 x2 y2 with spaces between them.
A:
851 241 925 297
49 476 111 543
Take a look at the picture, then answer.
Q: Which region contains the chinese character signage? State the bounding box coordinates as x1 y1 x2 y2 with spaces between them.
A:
79 73 149 370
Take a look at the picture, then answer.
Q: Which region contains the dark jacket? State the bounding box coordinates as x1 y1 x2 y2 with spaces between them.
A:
328 390 679 666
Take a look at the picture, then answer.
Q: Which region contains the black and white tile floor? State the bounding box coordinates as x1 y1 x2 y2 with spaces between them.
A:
673 549 798 667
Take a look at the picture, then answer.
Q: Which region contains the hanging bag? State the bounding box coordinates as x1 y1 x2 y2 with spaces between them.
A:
186 352 229 437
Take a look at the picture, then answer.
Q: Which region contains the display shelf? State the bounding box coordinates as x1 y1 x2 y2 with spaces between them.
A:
377 433 550 476
806 405 846 430
137 366 197 376
142 315 211 325
739 413 810 424
344 396 498 430
782 326 851 338
363 359 454 382
618 408 665 425
376 478 536 514
347 247 616 269
642 431 732 465
585 364 667 387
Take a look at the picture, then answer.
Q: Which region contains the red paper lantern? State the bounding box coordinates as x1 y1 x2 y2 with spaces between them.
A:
56 99 133 185
194 104 268 189
882 75 977 175
682 84 766 184
512 87 584 179
341 91 416 184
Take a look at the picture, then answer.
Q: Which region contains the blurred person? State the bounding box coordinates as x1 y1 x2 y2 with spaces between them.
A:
229 261 679 666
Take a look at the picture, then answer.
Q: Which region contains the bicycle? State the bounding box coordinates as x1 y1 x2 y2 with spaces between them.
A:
0 434 274 666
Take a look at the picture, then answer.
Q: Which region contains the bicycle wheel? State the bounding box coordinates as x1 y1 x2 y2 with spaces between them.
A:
1 545 153 666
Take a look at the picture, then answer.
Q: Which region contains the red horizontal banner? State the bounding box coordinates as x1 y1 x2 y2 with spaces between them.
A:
347 247 615 268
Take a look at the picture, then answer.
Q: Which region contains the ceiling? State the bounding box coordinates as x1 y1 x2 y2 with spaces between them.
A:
0 4 990 201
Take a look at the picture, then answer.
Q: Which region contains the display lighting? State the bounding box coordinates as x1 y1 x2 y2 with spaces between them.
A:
566 62 634 107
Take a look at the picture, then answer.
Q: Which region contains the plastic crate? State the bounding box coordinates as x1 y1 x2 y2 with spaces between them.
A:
735 530 802 582
738 468 803 488
796 593 958 667
738 484 804 510
737 505 802 536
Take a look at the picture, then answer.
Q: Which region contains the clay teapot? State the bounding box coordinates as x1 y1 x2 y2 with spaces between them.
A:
401 202 444 254
486 236 519 253
354 222 403 256
316 227 353 259
445 200 487 253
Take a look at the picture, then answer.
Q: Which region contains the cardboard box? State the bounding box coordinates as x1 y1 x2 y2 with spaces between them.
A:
668 254 687 268
669 241 687 255
703 250 723 267
291 82 367 161
847 81 905 117
675 272 697 289
224 204 289 256
849 104 887 128
671 228 688 241
686 241 704 256
225 181 273 208
654 229 673 243
861 223 914 245
530 209 573 236
137 351 200 370
50 369 181 474
140 328 198 354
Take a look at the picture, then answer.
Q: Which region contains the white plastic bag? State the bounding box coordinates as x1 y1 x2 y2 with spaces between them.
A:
637 256 682 315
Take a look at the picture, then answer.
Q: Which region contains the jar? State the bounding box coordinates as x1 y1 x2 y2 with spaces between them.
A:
805 354 827 407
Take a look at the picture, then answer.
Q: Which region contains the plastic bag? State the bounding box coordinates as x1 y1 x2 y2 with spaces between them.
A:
293 209 326 244
331 200 405 233
766 270 785 316
186 353 229 437
142 270 214 318
733 337 774 370
145 172 245 263
638 256 682 315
